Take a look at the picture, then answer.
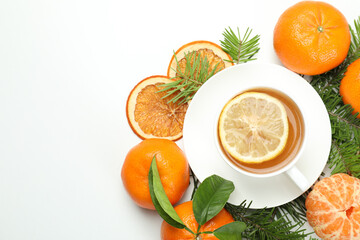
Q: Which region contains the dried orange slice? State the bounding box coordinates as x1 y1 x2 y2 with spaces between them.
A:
218 92 289 164
306 173 360 240
126 75 188 141
167 40 233 79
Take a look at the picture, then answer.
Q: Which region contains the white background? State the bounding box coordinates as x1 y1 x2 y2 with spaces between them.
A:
0 0 358 239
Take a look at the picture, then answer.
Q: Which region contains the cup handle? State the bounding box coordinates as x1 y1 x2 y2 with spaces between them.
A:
285 166 309 192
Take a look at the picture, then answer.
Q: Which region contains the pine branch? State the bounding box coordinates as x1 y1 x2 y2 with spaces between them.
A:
274 194 308 223
159 50 222 104
329 105 360 145
220 27 260 64
328 139 360 178
347 16 360 64
225 202 311 240
313 81 360 144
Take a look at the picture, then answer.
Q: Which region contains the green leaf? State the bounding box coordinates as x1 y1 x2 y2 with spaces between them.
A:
148 156 186 229
213 221 246 240
193 174 235 226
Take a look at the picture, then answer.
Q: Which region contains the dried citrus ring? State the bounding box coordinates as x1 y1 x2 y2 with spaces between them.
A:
218 92 289 164
167 40 233 79
126 75 188 141
306 173 360 240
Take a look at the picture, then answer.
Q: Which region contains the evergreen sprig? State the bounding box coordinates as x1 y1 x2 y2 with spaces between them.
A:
158 51 220 104
220 27 260 64
274 194 308 223
225 202 311 240
329 140 360 178
348 17 360 63
159 27 260 104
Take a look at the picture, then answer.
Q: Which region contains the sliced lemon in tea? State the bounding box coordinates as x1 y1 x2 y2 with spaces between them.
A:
218 92 289 164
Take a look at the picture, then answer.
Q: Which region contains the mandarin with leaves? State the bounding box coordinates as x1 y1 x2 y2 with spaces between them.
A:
340 58 360 118
305 173 360 240
121 139 190 210
161 200 234 240
273 1 350 75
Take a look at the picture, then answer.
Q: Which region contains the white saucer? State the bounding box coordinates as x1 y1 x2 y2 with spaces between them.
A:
182 62 332 209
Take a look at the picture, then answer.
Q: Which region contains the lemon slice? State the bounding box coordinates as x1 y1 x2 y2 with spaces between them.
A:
218 92 289 164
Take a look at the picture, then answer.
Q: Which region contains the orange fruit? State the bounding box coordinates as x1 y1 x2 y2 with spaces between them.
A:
340 58 360 118
273 1 350 75
167 40 233 79
161 201 234 240
305 173 360 240
126 75 189 141
121 139 190 210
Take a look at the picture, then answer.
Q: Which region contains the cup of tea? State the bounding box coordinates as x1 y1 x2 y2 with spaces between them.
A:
215 87 309 192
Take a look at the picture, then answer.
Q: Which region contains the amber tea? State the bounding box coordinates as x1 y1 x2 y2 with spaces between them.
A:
218 87 305 175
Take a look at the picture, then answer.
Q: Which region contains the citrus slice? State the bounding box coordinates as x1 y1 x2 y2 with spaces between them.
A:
167 40 233 79
218 92 289 164
126 75 188 141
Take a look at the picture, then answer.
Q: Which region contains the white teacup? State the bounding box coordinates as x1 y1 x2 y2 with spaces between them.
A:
214 88 309 192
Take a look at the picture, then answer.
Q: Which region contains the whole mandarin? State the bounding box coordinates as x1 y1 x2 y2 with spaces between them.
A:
274 1 350 75
121 139 190 210
340 58 360 118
